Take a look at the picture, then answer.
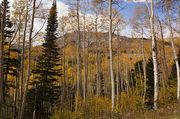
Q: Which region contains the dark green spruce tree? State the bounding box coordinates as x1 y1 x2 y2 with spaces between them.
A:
0 0 19 118
134 58 155 108
27 1 62 119
3 0 17 97
145 58 154 108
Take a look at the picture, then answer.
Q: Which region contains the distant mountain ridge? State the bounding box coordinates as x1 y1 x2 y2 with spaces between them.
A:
57 31 149 47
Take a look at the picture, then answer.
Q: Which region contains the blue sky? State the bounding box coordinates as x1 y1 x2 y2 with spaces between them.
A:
121 2 146 20
3 0 178 38
1 0 148 37
59 0 147 20
58 0 148 37
120 2 148 36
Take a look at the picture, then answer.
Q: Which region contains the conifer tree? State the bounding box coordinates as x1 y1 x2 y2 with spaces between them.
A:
27 1 62 118
0 0 18 118
145 58 154 108
134 58 154 108
3 0 17 98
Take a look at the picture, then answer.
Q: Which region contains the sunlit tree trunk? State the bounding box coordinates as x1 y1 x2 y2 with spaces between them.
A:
167 12 180 100
20 0 28 107
95 13 100 97
15 11 24 117
19 0 36 118
109 0 115 111
83 13 87 103
75 0 81 112
150 0 158 110
15 26 20 118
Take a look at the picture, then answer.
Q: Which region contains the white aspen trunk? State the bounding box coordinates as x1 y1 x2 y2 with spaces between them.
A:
109 0 115 111
75 0 81 112
150 0 158 110
95 13 100 97
83 13 87 103
20 2 28 110
167 12 180 100
19 0 36 118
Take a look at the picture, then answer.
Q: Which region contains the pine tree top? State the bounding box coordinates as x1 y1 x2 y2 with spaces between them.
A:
45 1 58 41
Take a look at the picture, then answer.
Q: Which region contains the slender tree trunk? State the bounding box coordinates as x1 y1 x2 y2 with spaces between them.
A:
83 13 87 103
167 12 180 100
20 0 28 108
62 30 66 108
141 29 147 106
15 39 20 119
116 49 120 103
15 13 22 118
75 0 81 112
158 18 168 100
71 56 75 111
19 0 36 118
116 31 121 103
95 13 100 97
86 32 90 97
158 19 168 77
109 0 115 111
150 0 158 110
125 66 130 97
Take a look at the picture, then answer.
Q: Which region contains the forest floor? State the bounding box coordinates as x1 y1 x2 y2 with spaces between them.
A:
130 102 180 119
51 102 180 119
